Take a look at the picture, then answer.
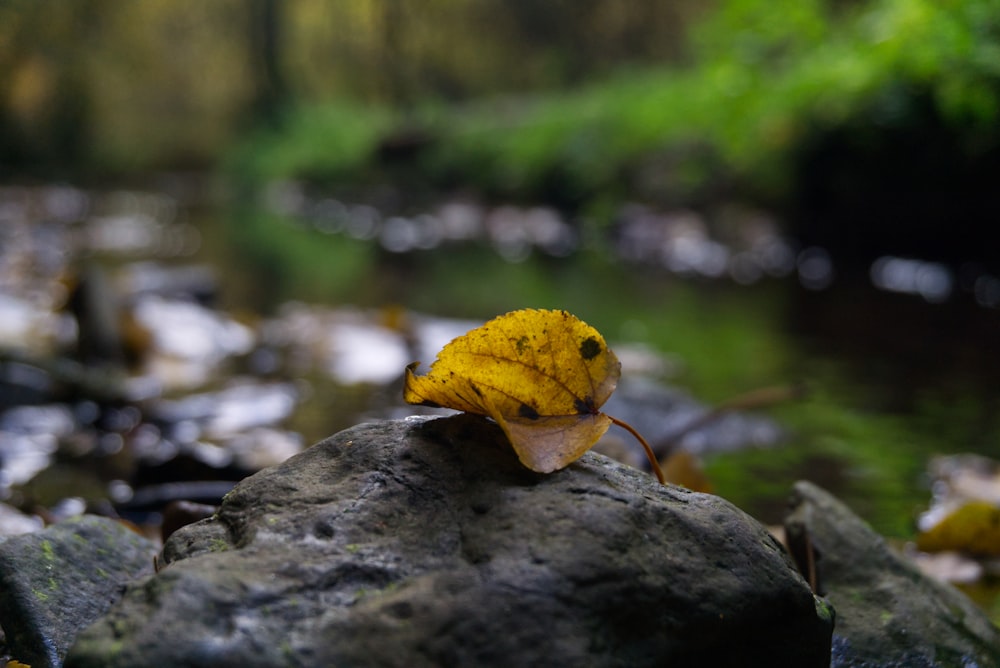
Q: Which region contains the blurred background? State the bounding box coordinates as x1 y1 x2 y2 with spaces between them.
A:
1 0 999 618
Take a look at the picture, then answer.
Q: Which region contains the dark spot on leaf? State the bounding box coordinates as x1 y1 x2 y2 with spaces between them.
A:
580 337 601 360
574 396 597 414
518 403 540 420
515 335 530 354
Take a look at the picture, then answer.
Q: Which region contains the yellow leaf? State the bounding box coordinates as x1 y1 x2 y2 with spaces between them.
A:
661 450 713 493
404 308 664 482
916 501 1000 556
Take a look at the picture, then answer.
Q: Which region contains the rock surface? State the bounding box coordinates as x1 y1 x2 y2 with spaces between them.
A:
67 416 832 666
784 480 1000 667
0 514 157 668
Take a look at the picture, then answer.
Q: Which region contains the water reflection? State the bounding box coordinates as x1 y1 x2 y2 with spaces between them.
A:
1 183 999 619
871 256 953 303
974 274 1000 308
0 186 300 523
0 183 798 531
262 303 482 386
0 405 70 487
279 185 580 262
796 247 835 291
131 296 254 390
254 179 1000 321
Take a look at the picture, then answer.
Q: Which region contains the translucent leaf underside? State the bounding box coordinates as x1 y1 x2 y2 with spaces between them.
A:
501 413 614 473
404 309 621 472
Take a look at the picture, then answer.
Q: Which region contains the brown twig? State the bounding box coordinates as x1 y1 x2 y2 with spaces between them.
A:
609 414 667 485
657 382 807 453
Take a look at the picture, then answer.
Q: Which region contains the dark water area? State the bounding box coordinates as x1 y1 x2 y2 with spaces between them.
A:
789 93 1000 281
2 180 999 619
215 181 1000 524
789 275 1000 413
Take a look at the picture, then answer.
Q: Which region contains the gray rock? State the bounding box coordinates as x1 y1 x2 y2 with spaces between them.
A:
784 480 1000 668
67 416 832 667
0 514 157 668
604 376 788 457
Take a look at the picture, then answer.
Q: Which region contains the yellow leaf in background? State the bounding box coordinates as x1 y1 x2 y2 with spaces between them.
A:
916 500 1000 556
404 309 664 482
661 450 713 493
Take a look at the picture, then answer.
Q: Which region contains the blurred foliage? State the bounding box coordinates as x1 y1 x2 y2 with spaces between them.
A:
0 0 701 175
280 0 700 102
229 0 1000 211
227 103 394 183
3 0 998 198
0 0 253 173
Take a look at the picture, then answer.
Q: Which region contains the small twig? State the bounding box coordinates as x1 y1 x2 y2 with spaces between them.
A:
609 414 666 485
657 382 807 453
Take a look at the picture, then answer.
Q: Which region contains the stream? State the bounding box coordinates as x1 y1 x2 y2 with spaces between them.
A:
1 179 999 618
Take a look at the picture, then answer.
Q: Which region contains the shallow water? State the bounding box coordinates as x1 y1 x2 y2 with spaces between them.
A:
2 182 999 619
198 187 1000 534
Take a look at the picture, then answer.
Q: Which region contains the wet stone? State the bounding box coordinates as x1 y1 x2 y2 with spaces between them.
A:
0 514 157 668
66 416 832 667
784 481 1000 667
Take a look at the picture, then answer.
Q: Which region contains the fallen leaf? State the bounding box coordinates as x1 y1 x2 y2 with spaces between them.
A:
916 500 1000 556
661 450 713 493
404 308 664 482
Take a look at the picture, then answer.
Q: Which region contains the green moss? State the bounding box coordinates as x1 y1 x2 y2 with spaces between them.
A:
814 597 835 625
40 539 55 562
208 538 230 553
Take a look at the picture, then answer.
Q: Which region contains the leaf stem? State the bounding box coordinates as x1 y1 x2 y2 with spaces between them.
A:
608 415 666 485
